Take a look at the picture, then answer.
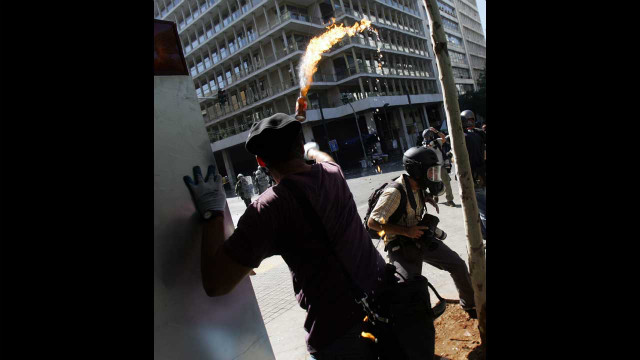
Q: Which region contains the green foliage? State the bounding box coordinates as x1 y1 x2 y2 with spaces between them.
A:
458 67 486 121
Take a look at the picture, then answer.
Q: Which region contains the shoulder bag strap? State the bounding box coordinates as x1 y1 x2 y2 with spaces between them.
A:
278 178 365 299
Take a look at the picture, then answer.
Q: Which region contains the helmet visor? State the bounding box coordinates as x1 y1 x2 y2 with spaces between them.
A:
426 166 442 182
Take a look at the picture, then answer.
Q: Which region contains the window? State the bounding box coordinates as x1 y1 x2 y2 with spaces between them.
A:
446 33 464 47
441 18 460 32
452 66 471 79
455 83 475 95
448 50 467 64
437 1 456 17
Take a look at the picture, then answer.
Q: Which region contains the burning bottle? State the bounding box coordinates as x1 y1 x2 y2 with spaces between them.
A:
295 95 307 122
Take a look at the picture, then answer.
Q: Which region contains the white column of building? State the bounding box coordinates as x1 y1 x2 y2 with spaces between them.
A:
281 30 289 53
438 103 447 129
221 148 236 187
263 6 270 28
206 44 213 66
270 37 278 59
252 13 259 35
241 23 249 51
301 123 314 143
284 95 291 114
276 64 285 89
274 0 281 21
397 108 409 151
351 48 360 73
232 27 239 53
329 0 337 14
364 112 377 134
215 39 222 74
289 60 296 84
222 31 230 58
360 49 368 72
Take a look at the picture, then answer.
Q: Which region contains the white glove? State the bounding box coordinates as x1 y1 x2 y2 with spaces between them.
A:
183 165 226 220
304 142 319 161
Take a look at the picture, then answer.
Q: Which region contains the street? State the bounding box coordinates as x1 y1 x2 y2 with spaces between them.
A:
226 161 475 360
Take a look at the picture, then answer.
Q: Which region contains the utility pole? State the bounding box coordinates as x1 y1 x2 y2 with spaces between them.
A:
402 83 426 129
342 94 368 167
312 93 340 166
422 0 487 351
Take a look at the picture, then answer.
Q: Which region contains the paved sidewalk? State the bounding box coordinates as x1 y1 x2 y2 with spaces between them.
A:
226 163 477 360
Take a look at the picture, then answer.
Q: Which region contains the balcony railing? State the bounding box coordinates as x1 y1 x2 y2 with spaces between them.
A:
181 0 266 56
330 34 428 58
336 5 424 36
204 80 299 125
207 80 438 142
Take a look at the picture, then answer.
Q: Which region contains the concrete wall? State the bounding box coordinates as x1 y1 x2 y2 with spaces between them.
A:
154 75 275 360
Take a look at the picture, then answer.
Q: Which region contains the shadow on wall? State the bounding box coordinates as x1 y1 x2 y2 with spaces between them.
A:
157 212 201 289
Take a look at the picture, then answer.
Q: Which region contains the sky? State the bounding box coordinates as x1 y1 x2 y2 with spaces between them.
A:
477 0 486 37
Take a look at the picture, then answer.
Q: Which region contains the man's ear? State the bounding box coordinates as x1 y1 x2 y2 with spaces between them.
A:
256 156 266 167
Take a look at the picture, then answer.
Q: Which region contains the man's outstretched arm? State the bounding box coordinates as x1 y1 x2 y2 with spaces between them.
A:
304 142 334 163
184 165 252 297
200 217 252 297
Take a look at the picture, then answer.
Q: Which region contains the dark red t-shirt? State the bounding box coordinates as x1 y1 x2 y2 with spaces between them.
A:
223 162 387 352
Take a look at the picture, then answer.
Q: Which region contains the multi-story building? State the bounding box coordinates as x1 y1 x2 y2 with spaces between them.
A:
154 0 449 183
434 0 485 95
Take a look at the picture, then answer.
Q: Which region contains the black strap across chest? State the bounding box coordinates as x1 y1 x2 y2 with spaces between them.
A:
279 178 365 299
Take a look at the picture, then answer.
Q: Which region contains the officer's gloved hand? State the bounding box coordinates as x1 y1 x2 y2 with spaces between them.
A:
183 165 226 220
304 142 319 161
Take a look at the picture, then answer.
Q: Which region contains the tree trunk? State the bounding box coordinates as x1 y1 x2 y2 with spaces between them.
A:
422 0 487 348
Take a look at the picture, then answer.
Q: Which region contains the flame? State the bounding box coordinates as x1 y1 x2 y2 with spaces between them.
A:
298 19 373 97
361 332 377 342
377 230 385 238
376 165 381 173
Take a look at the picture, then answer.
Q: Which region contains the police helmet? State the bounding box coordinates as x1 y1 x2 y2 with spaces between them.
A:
460 110 475 128
237 174 244 178
403 147 443 189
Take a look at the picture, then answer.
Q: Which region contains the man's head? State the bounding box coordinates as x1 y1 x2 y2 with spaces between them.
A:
422 129 433 144
237 174 244 180
402 146 443 191
460 110 475 129
245 113 304 172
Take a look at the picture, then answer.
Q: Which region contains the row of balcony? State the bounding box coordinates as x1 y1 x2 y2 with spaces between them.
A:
331 31 429 59
186 11 328 79
207 83 437 142
184 3 425 71
202 65 434 125
195 43 306 98
181 0 271 56
195 37 430 101
375 0 421 18
176 0 255 32
335 7 425 38
204 79 299 125
189 20 429 92
156 0 185 19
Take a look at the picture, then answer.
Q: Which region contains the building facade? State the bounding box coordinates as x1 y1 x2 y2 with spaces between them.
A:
433 0 486 95
154 0 451 184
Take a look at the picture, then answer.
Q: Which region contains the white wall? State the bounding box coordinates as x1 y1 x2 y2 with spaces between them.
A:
154 75 275 360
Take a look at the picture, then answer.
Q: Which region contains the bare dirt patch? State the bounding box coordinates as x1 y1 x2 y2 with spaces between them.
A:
434 302 484 360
